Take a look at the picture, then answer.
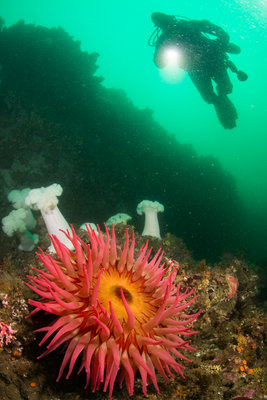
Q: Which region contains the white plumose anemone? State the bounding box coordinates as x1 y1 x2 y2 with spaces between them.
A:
137 200 164 239
2 208 39 251
8 188 37 231
25 183 73 253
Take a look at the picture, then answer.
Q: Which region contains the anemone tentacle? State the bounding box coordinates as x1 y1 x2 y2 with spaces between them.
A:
27 224 199 398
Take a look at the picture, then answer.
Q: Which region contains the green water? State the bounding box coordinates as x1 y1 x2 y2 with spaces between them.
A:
1 0 267 261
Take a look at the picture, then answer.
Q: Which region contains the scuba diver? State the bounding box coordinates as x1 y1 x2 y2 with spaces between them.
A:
149 12 248 129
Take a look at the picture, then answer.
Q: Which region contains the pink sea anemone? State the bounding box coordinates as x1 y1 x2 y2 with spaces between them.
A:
26 225 200 398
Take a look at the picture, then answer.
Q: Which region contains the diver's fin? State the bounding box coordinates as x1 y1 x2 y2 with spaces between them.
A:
213 94 238 129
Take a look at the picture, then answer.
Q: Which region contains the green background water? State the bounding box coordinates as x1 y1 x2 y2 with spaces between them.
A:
2 0 267 258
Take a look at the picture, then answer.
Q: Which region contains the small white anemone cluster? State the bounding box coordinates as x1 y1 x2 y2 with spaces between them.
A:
2 182 165 253
106 213 132 227
79 214 132 238
2 188 39 251
80 223 98 236
104 201 164 239
25 184 74 253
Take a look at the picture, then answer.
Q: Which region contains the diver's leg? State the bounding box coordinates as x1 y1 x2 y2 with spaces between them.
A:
213 66 233 95
188 71 237 129
212 67 238 128
213 95 238 129
188 72 216 104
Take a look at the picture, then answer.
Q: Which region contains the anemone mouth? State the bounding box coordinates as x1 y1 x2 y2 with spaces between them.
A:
97 265 156 329
112 285 133 303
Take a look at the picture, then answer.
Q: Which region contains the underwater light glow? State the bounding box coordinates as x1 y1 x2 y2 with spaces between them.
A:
163 46 182 67
159 46 185 84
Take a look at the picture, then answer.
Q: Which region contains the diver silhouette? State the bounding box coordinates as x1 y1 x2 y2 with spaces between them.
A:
149 12 248 129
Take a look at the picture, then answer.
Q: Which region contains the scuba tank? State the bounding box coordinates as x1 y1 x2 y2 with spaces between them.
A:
148 14 190 47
